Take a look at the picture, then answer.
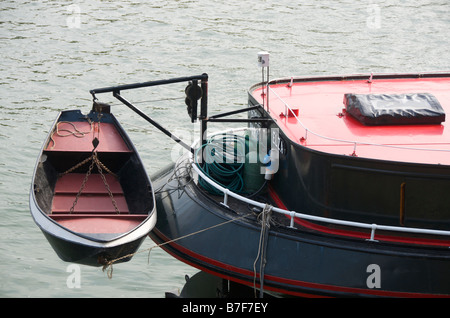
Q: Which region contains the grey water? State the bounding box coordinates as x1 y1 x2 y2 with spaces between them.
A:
1 0 449 297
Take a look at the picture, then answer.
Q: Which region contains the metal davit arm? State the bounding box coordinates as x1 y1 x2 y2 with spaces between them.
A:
89 74 209 155
89 74 208 95
113 92 194 154
89 73 270 160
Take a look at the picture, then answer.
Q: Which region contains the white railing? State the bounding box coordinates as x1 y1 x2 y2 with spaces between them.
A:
189 131 450 244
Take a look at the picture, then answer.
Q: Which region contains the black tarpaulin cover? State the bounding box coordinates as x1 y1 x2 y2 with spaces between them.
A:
343 93 445 125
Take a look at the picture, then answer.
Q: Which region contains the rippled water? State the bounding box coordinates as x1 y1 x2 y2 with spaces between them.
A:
1 0 449 297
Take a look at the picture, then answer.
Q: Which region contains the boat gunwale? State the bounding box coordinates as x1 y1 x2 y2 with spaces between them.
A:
249 71 450 89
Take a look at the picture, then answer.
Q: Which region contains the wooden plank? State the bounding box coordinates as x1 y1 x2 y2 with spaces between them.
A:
49 214 147 234
52 193 129 214
55 173 123 194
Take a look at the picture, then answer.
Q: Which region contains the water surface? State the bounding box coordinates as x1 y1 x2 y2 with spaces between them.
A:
0 0 449 297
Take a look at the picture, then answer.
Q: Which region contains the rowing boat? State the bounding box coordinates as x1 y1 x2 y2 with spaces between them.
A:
30 103 156 266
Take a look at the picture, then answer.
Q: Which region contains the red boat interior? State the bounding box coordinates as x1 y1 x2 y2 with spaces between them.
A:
43 121 147 235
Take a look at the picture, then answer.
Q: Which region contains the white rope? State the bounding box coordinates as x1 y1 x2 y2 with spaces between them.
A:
253 204 273 298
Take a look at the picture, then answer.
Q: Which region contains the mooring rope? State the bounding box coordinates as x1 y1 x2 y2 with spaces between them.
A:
102 213 249 279
48 119 93 150
253 204 273 298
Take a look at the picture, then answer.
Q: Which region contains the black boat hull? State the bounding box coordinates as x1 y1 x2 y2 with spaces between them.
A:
149 163 450 297
41 228 147 267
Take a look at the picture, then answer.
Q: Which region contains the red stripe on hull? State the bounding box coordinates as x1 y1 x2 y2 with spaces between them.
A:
268 185 450 247
151 229 449 298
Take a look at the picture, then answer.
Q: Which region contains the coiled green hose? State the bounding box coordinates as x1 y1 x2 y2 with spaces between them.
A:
195 134 247 195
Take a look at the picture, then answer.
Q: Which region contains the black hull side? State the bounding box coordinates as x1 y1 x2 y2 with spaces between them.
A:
41 230 147 267
149 164 450 298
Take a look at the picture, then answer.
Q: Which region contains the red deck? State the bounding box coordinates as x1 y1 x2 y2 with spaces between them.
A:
46 121 132 153
252 76 450 165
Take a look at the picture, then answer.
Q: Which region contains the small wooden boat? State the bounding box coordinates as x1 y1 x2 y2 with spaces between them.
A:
30 103 156 266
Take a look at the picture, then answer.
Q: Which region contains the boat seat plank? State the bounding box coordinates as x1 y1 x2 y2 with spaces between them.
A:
55 173 123 194
46 122 132 153
48 214 147 234
52 193 129 214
